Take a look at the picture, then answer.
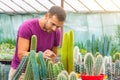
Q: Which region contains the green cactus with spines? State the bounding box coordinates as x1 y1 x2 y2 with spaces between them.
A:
80 63 86 75
53 64 61 80
12 55 28 80
68 30 74 74
60 70 69 80
38 51 47 80
48 61 54 80
84 53 94 76
114 60 120 79
61 33 68 71
57 73 67 80
114 53 120 61
57 62 64 71
24 35 37 80
30 35 37 51
106 63 112 80
69 71 77 80
29 50 39 80
74 63 80 73
94 55 103 75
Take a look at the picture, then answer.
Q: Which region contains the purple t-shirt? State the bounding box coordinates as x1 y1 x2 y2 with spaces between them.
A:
11 18 60 69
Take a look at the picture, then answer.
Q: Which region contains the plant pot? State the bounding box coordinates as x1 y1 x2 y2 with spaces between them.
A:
81 74 104 80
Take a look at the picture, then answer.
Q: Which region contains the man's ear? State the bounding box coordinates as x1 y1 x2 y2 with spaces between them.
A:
45 13 50 19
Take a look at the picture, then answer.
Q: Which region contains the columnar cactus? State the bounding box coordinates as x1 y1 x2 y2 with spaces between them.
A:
53 64 60 80
57 62 64 71
61 30 74 73
61 33 68 71
38 51 47 80
74 46 79 63
24 35 37 80
48 61 54 80
114 60 120 79
12 55 28 80
84 53 94 76
106 63 112 80
29 50 39 80
94 55 103 75
69 71 77 80
74 63 80 73
68 30 74 73
30 35 37 51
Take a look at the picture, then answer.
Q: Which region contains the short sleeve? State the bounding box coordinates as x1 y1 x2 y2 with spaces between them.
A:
18 22 32 40
54 29 61 46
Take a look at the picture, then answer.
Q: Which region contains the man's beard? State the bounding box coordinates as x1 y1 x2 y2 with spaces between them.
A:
43 22 52 33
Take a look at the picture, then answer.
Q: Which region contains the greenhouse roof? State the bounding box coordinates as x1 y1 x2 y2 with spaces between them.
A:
0 0 120 14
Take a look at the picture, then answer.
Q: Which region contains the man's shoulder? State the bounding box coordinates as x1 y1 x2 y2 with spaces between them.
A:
23 18 39 24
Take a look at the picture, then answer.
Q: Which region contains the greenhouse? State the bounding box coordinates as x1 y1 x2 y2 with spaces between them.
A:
0 0 120 80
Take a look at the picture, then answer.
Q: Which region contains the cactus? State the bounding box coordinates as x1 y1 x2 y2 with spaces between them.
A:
57 73 67 80
61 30 74 73
74 46 80 63
24 35 37 80
60 70 69 80
29 50 39 80
53 64 60 80
61 33 68 71
30 35 37 51
68 30 74 73
12 55 28 80
94 55 103 75
115 53 120 61
106 63 112 80
84 53 94 76
80 63 86 75
76 53 82 64
74 63 80 73
69 71 77 80
91 34 96 55
57 62 64 71
48 61 54 80
114 60 120 79
38 51 47 80
86 39 91 52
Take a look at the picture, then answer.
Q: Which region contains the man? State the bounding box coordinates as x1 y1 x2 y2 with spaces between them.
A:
8 6 66 80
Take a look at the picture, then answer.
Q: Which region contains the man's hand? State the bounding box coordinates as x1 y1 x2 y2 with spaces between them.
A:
43 49 57 62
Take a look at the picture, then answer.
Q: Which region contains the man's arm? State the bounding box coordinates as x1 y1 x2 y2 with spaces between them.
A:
18 37 30 60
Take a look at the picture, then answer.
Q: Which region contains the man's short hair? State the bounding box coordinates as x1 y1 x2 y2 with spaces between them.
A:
48 6 66 21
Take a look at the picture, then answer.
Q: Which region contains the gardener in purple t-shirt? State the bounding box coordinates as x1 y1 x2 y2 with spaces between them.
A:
8 6 66 80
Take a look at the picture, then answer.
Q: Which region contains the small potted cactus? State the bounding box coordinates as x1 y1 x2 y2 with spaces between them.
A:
81 53 104 80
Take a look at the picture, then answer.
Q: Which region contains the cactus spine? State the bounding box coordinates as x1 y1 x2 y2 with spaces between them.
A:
69 71 77 80
84 53 94 76
12 55 28 80
94 55 103 75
